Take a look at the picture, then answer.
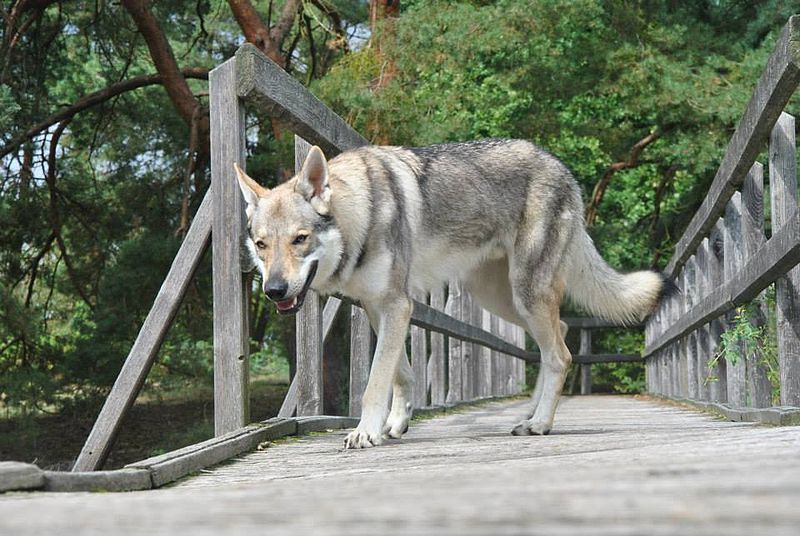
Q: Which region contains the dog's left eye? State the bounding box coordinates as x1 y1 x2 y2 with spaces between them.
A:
292 234 307 245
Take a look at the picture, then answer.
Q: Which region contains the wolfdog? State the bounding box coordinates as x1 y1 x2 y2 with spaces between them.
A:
235 139 671 449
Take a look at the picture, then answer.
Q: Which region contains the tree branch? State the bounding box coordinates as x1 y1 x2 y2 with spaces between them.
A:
584 129 660 228
227 0 302 66
0 68 209 161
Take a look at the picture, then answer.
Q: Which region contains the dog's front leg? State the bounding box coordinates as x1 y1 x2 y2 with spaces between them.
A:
344 295 411 449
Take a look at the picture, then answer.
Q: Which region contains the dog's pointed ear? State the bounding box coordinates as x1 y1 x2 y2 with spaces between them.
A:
234 163 268 213
295 146 331 215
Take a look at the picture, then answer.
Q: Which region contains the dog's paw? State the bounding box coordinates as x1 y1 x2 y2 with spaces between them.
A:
511 418 551 436
384 402 412 439
343 427 383 449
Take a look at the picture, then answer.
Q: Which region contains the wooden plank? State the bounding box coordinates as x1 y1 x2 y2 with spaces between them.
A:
211 59 250 436
445 282 463 403
410 292 429 408
294 137 323 416
349 305 372 417
44 469 152 493
277 376 298 418
128 418 297 488
73 189 213 471
428 286 446 406
235 44 368 157
460 292 475 400
0 462 44 492
741 163 774 407
769 112 800 406
561 317 643 329
723 192 747 407
579 329 592 395
322 297 342 343
490 314 504 395
695 239 711 401
479 309 493 397
708 219 727 403
411 297 534 362
667 16 800 276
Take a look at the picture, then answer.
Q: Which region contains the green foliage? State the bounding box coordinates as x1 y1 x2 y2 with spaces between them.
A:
711 286 781 403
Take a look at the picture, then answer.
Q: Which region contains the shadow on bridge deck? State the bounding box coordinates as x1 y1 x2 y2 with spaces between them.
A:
1 395 798 535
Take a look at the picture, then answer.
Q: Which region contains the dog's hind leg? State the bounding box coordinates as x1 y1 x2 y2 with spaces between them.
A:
385 347 413 438
524 319 568 419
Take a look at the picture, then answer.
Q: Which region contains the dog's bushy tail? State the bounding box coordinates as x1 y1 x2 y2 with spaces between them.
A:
565 228 675 325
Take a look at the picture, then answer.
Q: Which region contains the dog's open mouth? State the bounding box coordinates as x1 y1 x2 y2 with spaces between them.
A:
273 261 318 315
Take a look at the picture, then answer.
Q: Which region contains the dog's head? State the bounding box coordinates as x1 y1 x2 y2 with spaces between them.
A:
235 146 342 314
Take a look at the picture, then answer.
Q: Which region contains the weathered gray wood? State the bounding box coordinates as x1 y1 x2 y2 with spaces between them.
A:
44 469 152 493
477 306 493 397
0 462 44 492
461 292 475 400
410 291 429 409
349 305 372 417
128 418 297 488
211 59 250 436
412 298 534 362
561 317 643 329
741 163 773 407
321 296 343 343
73 191 213 471
428 286 446 405
295 416 359 435
724 192 747 407
695 239 711 401
235 44 368 157
490 314 503 395
277 376 298 418
667 16 800 276
445 282 463 403
579 329 592 395
644 209 800 357
708 219 727 403
769 112 800 406
294 137 324 416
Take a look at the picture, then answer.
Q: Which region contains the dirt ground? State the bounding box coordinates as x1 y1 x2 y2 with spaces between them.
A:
0 381 288 470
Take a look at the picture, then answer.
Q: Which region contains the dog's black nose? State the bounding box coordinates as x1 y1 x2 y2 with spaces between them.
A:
264 279 288 301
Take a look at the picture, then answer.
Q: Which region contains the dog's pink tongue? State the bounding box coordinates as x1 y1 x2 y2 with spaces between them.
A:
276 297 296 311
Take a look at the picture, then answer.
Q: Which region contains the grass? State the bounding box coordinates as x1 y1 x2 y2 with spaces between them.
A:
0 376 289 470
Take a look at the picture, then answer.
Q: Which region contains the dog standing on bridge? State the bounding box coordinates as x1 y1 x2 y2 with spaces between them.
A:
234 139 672 449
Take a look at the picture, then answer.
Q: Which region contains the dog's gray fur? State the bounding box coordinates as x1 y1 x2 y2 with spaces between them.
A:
236 139 668 448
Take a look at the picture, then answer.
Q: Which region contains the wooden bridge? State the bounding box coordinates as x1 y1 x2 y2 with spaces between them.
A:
2 15 800 536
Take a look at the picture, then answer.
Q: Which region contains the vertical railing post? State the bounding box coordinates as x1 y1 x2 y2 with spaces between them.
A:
579 329 592 395
709 220 727 403
428 287 446 405
741 163 773 407
695 240 711 401
769 112 800 406
294 137 324 415
478 308 493 397
211 59 250 436
445 281 463 404
724 192 747 407
349 306 372 417
685 256 699 400
411 292 429 408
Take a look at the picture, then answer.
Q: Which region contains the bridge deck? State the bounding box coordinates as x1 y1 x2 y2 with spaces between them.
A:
1 395 799 535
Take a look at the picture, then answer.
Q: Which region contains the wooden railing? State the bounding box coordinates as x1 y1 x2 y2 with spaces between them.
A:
72 42 642 472
645 15 800 418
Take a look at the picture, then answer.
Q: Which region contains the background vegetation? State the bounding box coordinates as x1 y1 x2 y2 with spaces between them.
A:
1 0 798 466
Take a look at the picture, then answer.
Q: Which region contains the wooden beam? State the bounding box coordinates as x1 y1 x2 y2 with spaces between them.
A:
666 16 800 277
211 59 250 436
72 191 213 471
235 44 368 156
294 137 323 416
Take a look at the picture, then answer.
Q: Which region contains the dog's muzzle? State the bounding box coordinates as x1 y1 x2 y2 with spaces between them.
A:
272 260 318 315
